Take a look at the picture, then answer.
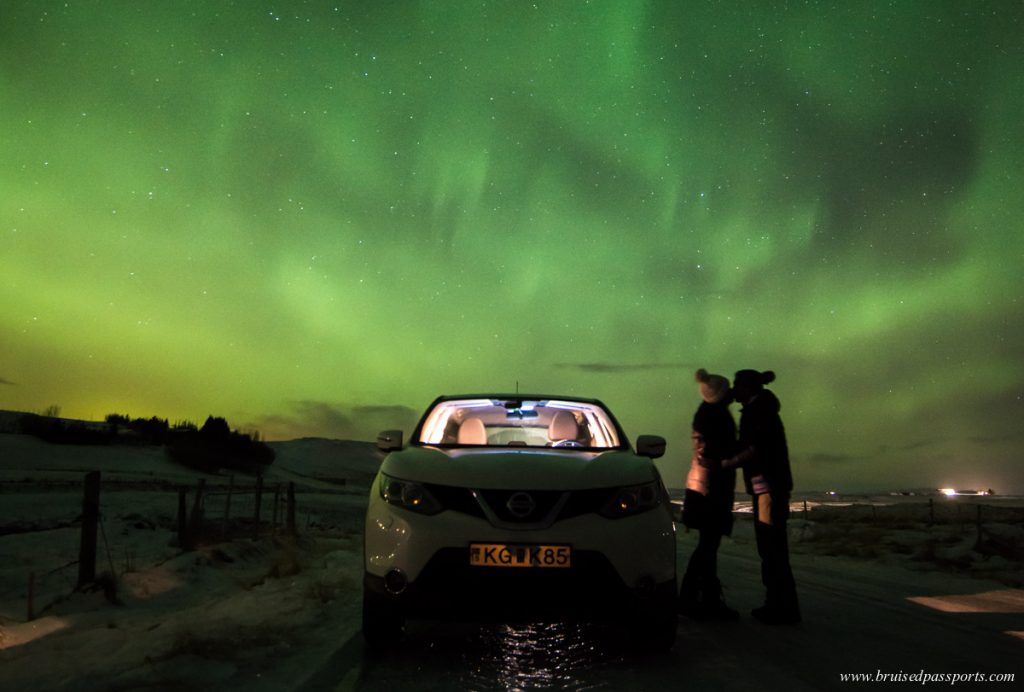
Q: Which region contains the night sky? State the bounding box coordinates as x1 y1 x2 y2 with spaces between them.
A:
2 1 1022 493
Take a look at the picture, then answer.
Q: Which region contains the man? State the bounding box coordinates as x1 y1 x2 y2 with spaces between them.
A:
706 369 800 624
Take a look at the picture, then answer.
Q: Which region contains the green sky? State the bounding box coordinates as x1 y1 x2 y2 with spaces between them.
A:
2 1 1022 492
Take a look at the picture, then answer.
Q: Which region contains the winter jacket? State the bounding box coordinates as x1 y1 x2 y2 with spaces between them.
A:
737 390 793 496
683 401 737 535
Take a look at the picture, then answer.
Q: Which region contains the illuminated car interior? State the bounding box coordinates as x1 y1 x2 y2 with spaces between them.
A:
416 398 622 449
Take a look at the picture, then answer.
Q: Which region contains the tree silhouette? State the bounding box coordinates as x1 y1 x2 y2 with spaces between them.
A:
200 416 231 440
167 415 274 474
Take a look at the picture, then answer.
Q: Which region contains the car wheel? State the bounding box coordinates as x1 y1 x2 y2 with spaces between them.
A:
631 610 677 652
362 589 405 648
634 610 675 651
631 588 678 652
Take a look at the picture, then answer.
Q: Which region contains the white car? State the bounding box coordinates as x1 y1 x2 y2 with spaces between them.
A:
362 394 677 650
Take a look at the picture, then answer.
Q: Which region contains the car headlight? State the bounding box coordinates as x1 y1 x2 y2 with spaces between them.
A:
379 473 444 515
600 480 664 519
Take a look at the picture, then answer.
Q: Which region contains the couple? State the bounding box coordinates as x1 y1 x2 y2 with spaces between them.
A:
679 368 801 625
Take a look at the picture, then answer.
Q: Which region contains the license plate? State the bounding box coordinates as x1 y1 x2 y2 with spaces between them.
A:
469 543 571 568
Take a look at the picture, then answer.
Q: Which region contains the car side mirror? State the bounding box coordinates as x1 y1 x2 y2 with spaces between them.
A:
376 430 403 452
636 435 666 459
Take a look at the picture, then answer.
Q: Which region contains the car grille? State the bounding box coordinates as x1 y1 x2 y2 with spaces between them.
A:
476 488 564 523
424 484 615 524
395 547 634 620
425 484 486 519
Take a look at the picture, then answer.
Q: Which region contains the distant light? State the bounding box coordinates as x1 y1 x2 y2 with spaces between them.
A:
939 488 957 496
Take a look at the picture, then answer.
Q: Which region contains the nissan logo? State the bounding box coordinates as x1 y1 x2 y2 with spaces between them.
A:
506 492 536 518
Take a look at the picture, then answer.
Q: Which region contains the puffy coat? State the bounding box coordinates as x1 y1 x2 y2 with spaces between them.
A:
737 389 793 495
683 401 737 535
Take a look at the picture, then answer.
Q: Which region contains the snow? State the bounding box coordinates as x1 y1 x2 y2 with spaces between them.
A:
0 434 371 691
787 496 1024 588
1 433 1021 690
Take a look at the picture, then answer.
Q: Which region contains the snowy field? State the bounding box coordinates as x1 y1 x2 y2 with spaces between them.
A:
0 433 375 691
734 492 1024 589
0 433 1021 691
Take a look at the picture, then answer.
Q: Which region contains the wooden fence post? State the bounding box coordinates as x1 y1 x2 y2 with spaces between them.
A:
27 572 35 622
253 475 264 536
77 471 101 588
286 482 297 536
188 478 206 541
272 483 281 529
177 488 188 548
223 475 234 535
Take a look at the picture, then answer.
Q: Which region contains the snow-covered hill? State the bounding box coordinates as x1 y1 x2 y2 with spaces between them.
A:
0 432 382 489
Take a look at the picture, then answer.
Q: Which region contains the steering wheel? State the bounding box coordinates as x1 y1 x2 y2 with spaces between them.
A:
552 439 584 448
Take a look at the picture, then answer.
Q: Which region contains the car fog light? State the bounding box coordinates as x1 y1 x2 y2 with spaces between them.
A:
384 569 408 595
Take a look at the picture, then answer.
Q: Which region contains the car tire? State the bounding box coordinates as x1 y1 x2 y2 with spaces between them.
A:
362 589 405 648
631 610 677 652
630 588 678 652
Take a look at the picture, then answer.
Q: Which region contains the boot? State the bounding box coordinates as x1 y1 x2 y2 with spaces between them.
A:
751 596 801 625
698 585 740 621
677 576 702 617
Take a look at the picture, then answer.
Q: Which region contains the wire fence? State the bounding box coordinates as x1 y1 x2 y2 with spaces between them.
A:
1 471 367 626
790 498 1024 528
180 476 297 545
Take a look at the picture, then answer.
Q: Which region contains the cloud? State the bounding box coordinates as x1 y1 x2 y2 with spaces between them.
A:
554 362 692 374
969 432 1024 445
245 401 419 442
353 405 420 423
804 452 860 465
821 437 954 464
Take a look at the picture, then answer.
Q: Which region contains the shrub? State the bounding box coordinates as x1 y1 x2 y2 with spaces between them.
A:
20 414 114 445
166 415 274 474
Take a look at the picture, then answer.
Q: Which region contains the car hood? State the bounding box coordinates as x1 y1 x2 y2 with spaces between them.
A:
380 446 658 490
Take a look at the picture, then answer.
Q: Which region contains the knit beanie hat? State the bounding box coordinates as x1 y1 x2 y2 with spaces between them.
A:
733 369 776 389
695 368 731 404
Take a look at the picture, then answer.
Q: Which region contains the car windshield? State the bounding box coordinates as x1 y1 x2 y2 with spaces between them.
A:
416 398 623 449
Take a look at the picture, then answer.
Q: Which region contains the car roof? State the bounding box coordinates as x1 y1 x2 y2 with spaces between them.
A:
429 394 610 406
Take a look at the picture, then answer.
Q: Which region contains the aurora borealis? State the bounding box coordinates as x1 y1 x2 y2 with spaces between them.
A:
2 1 1022 492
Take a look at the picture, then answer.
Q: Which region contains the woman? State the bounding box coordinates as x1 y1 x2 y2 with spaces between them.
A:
679 368 739 620
715 369 800 625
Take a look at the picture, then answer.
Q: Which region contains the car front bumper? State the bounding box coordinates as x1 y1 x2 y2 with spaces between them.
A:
364 495 676 619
